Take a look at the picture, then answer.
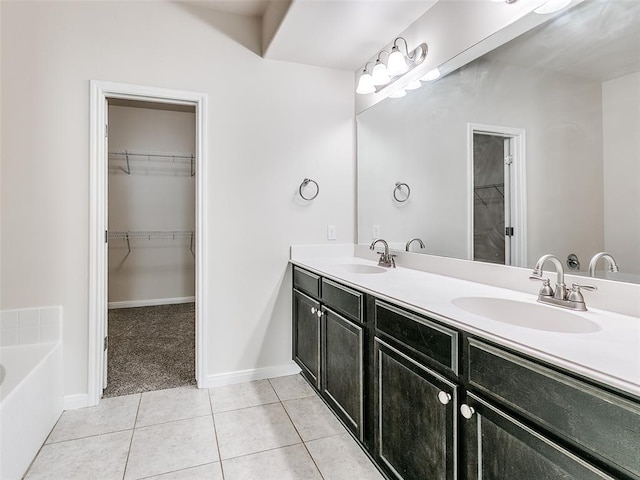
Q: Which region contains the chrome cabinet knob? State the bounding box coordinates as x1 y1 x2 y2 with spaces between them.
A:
437 391 451 405
317 310 322 318
311 307 317 314
460 404 475 419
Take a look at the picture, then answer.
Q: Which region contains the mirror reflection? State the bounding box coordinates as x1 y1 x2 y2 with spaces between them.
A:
357 0 640 284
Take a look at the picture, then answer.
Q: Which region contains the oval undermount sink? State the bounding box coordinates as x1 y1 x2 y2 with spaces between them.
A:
334 264 387 274
451 297 600 334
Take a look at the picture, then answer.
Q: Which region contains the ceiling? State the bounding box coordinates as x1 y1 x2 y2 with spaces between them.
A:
184 0 438 71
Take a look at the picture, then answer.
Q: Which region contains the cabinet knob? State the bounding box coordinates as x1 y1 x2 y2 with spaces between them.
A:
437 391 452 405
311 307 317 314
460 404 475 419
317 310 322 318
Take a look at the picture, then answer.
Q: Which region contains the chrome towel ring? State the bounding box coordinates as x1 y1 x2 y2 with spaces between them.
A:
393 182 411 202
299 178 319 201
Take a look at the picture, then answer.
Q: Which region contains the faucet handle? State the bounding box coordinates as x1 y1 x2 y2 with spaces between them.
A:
529 276 554 297
567 283 597 303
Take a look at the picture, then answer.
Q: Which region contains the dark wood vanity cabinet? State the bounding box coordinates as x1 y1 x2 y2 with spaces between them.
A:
374 338 457 480
292 289 321 389
291 265 640 480
292 267 365 439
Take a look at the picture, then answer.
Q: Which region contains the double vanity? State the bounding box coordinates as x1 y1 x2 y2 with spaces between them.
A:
290 247 640 480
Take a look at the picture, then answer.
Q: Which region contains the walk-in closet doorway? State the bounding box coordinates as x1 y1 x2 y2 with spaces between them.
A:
105 99 196 397
89 81 208 407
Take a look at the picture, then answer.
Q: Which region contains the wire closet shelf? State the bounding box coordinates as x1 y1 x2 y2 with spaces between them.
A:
108 230 195 257
108 150 196 176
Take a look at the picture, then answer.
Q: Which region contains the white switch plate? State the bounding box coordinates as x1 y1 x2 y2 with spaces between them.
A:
327 224 336 240
372 225 381 239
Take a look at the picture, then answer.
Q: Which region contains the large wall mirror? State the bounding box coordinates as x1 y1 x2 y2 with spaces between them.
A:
357 0 640 284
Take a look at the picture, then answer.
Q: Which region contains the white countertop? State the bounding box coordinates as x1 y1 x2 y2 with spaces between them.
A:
291 255 640 399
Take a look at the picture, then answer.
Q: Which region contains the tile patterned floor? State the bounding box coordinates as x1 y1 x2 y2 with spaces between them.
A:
26 375 385 480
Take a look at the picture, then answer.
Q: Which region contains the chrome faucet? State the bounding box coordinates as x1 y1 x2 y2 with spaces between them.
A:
588 252 619 278
405 238 425 252
370 239 396 268
530 254 597 311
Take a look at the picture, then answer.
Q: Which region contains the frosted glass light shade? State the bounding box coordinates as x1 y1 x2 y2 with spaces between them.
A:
534 0 571 14
389 89 406 98
387 48 408 76
371 62 390 86
356 72 376 94
405 80 422 90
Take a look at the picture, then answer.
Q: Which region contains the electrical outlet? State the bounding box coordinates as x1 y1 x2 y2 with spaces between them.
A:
327 224 336 240
372 225 381 239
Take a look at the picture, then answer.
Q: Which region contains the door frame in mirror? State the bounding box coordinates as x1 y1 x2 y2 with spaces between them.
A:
467 123 526 267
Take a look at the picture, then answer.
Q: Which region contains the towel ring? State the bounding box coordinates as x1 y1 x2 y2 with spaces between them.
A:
393 182 411 202
299 178 319 201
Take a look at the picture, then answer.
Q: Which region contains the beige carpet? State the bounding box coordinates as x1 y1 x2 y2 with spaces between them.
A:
103 302 196 397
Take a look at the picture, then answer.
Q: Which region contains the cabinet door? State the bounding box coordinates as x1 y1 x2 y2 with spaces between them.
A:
461 393 617 480
322 307 364 439
293 289 321 389
374 338 457 480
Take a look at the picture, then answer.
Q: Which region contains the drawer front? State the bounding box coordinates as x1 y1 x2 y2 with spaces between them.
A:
468 339 640 479
293 266 321 299
321 278 363 322
375 300 458 374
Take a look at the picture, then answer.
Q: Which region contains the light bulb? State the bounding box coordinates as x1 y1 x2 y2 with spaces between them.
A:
387 46 408 76
405 80 422 90
389 89 406 99
421 68 441 81
534 0 571 14
356 71 375 94
371 61 390 86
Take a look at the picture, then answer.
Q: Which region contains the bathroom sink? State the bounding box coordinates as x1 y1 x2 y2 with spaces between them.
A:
451 297 600 333
334 264 388 275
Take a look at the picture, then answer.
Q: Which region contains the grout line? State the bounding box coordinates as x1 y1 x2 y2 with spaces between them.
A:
279 398 325 479
210 399 282 415
218 439 305 462
136 461 220 480
122 393 143 480
134 413 212 430
209 388 226 479
43 427 136 446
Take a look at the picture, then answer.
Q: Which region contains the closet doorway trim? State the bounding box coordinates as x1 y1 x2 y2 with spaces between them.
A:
89 80 208 407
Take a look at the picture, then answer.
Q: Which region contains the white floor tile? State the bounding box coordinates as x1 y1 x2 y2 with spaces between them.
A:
223 444 322 480
283 395 346 441
143 462 223 479
214 403 301 460
25 430 131 480
269 374 316 401
136 386 211 427
209 379 279 413
47 394 140 443
306 433 384 480
125 416 218 479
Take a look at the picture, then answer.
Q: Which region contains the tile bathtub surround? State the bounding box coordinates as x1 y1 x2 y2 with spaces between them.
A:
0 306 62 347
27 375 385 480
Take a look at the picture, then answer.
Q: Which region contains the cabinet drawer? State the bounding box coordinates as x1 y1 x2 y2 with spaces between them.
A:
321 278 363 322
293 266 321 299
468 339 640 479
375 300 458 374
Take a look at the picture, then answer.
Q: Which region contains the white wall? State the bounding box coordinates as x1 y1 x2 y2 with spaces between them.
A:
0 1 354 397
358 55 603 268
108 105 196 304
603 72 640 275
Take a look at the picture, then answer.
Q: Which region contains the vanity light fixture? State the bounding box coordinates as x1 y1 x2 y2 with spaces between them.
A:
356 63 376 94
405 80 422 90
356 37 428 95
534 0 571 14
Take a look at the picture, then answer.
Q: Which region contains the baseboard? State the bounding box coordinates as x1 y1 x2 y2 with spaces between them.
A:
63 393 91 410
108 296 195 309
199 363 301 389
